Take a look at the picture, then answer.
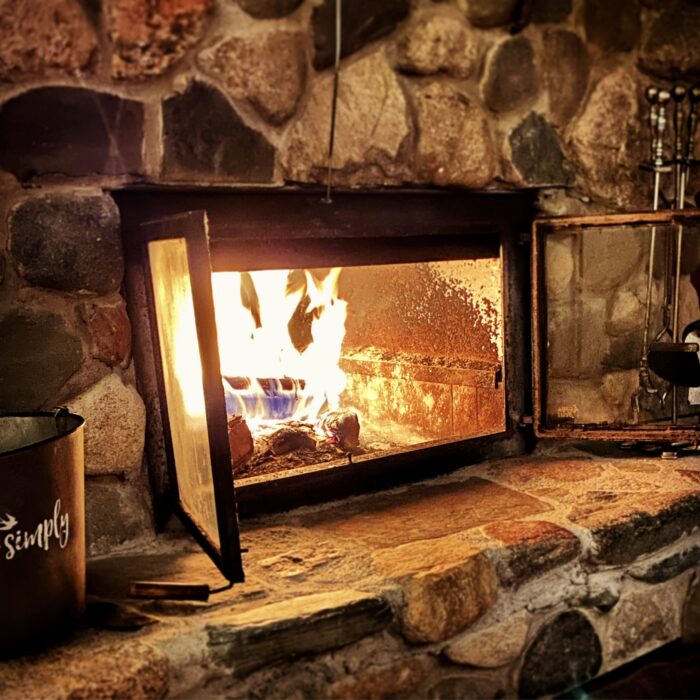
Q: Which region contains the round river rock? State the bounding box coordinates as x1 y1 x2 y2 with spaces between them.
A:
519 610 602 698
9 193 123 295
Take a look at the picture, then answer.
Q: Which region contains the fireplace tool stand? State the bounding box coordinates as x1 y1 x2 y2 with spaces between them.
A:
634 84 700 451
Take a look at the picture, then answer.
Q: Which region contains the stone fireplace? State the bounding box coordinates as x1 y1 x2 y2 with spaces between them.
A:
1 0 699 697
115 186 535 578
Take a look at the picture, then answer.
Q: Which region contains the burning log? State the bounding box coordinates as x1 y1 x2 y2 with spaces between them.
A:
228 415 254 471
318 410 360 450
270 427 317 456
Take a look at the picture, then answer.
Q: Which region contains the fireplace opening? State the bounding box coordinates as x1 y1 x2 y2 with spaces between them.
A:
148 243 505 484
225 257 503 480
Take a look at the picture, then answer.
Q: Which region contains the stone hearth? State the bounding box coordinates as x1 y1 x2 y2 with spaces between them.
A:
1 448 698 699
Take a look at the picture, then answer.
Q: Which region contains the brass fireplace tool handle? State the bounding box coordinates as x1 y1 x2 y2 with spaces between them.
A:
685 86 700 200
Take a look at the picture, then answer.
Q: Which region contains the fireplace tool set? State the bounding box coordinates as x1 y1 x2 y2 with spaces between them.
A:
635 84 700 428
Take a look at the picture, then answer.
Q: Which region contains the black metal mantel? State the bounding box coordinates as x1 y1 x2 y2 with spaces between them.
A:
114 185 537 239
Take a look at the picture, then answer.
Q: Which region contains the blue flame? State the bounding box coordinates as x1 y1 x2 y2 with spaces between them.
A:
223 376 315 422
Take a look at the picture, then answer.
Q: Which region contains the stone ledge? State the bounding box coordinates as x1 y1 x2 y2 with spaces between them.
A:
483 519 582 586
373 536 497 643
628 545 700 584
584 493 700 565
1 450 698 699
206 590 392 676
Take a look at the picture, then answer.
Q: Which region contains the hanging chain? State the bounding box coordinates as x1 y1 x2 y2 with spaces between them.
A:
323 0 342 204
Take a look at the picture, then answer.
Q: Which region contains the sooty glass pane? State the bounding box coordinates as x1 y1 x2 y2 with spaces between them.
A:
544 222 700 427
148 237 221 550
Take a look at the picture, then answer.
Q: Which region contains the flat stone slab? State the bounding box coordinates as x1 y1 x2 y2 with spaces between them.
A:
207 590 391 676
373 536 497 643
483 519 581 586
299 476 551 547
481 454 700 564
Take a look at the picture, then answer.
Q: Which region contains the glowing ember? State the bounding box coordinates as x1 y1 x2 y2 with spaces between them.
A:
212 268 348 427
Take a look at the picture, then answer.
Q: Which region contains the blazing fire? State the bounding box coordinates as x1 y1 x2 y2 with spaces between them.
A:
152 236 504 481
212 268 348 428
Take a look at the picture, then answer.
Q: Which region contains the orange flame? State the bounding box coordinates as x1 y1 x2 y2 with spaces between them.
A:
212 268 347 426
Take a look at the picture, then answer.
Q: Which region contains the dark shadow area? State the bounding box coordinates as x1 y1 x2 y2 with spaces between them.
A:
559 640 700 700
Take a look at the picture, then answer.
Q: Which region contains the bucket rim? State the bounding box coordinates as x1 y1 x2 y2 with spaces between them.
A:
0 411 85 459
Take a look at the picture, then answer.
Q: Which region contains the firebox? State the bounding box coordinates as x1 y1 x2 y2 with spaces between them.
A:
116 189 700 582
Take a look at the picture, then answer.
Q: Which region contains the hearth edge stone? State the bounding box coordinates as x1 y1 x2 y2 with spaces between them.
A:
585 492 700 565
372 536 498 643
206 589 392 676
627 545 700 584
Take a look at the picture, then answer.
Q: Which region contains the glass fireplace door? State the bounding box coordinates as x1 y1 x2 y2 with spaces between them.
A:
532 209 700 441
144 211 244 582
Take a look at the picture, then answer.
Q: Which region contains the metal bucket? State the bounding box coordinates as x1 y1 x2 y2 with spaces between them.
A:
0 411 85 657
